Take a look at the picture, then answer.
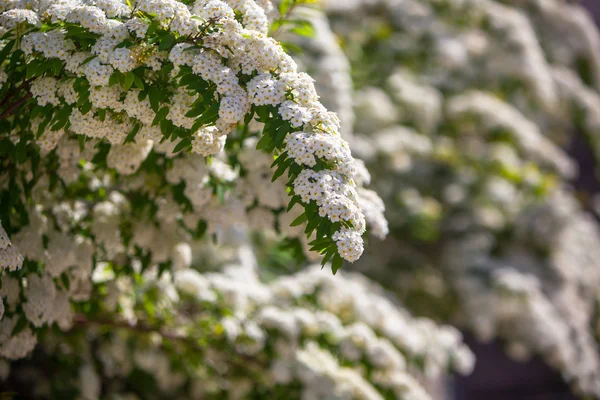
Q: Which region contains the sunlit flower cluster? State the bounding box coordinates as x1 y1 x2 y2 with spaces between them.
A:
0 0 371 263
0 1 389 378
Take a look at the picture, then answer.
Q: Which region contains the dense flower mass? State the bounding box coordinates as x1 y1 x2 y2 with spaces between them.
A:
9 0 600 397
0 0 392 377
291 0 600 397
3 247 474 399
0 0 376 269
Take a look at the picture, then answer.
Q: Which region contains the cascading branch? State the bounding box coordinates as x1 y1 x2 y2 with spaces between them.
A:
0 0 368 271
0 0 388 363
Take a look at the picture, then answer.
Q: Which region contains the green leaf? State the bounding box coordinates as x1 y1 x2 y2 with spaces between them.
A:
80 55 97 66
331 254 344 275
74 77 90 96
9 48 22 68
65 25 99 40
216 184 225 204
271 152 288 167
255 106 271 122
255 133 271 151
109 70 122 86
196 102 219 126
91 142 111 164
148 86 163 112
185 103 205 118
290 213 307 227
15 137 27 164
309 239 332 252
124 123 141 144
80 100 92 115
287 195 300 212
78 135 86 151
280 41 304 55
309 237 332 247
305 201 316 218
272 157 293 182
123 71 135 91
51 58 63 75
116 39 133 49
180 74 208 92
36 114 52 138
147 21 160 36
25 60 40 79
172 137 191 153
158 33 177 51
76 92 89 107
11 315 28 336
51 105 73 131
30 151 40 175
290 20 315 37
194 220 207 239
278 0 293 16
305 216 319 237
39 62 54 76
60 273 71 290
0 40 15 64
321 247 336 267
133 75 145 90
316 220 329 240
152 106 170 126
179 74 197 87
244 109 254 125
272 122 290 149
160 119 172 138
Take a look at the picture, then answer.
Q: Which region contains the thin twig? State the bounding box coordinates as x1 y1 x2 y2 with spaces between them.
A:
0 78 35 109
72 314 266 373
0 92 32 121
271 2 301 38
73 314 183 341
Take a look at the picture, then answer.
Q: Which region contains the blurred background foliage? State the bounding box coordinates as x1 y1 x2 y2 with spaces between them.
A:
283 0 600 398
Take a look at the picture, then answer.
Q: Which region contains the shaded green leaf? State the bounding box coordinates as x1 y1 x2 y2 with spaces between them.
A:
290 212 307 227
271 157 293 182
148 86 163 112
152 106 170 126
123 71 135 91
0 39 15 64
331 254 344 275
11 316 28 336
172 137 191 153
255 133 271 151
158 33 176 51
109 70 122 86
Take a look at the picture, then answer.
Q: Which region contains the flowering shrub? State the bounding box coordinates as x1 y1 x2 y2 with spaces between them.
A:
0 0 394 370
3 247 474 399
0 0 377 273
287 0 600 396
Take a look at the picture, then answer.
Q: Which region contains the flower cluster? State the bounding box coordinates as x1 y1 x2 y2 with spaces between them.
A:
295 0 600 396
450 192 600 396
0 0 376 269
2 247 473 399
0 0 389 376
0 223 23 273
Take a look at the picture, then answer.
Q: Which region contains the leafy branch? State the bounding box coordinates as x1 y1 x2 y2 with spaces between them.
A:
72 313 265 373
270 0 317 39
